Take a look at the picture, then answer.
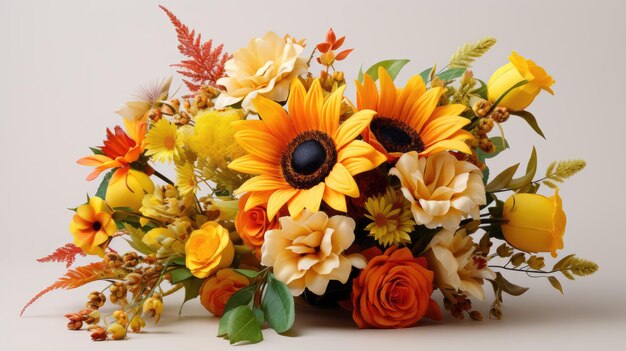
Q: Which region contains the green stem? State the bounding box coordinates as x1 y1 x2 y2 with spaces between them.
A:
489 265 557 275
152 170 175 186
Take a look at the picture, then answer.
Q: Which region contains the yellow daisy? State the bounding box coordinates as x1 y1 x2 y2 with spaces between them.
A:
145 118 181 163
176 162 198 196
363 187 415 247
357 67 473 162
229 78 387 219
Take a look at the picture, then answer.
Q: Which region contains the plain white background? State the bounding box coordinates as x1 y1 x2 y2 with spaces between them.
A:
2 0 625 350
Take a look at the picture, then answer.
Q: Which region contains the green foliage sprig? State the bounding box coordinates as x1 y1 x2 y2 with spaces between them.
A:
543 160 587 188
449 37 497 69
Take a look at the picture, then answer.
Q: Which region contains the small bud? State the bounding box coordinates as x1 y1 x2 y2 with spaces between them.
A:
490 106 510 123
496 243 513 258
478 117 494 133
110 282 128 306
511 252 526 267
87 291 106 309
470 96 491 117
147 108 162 122
460 70 474 86
122 252 140 268
143 293 164 324
88 325 107 341
104 252 123 269
469 310 484 321
107 323 127 340
129 315 146 333
528 255 546 270
478 137 496 153
64 313 83 330
113 310 128 327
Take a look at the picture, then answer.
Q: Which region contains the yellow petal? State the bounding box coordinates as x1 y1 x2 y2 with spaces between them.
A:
322 186 347 212
325 163 359 198
267 187 299 220
228 154 281 176
234 129 282 163
420 116 471 144
302 182 325 213
338 140 386 175
304 80 323 131
253 95 296 142
394 75 426 122
334 109 375 149
376 67 397 117
420 139 472 156
430 104 467 119
321 85 346 137
407 87 444 132
244 191 273 211
234 175 287 195
288 78 308 133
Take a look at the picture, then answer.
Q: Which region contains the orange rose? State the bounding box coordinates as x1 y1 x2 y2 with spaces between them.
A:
352 246 442 329
235 193 281 256
199 269 250 317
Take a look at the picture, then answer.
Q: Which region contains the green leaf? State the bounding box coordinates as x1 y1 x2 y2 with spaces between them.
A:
171 257 186 266
482 166 490 185
170 267 193 284
226 306 263 344
232 269 261 279
474 79 488 99
547 276 564 294
357 65 364 83
419 67 433 82
363 59 410 81
508 147 537 190
224 283 257 313
89 147 104 155
495 272 529 296
218 308 235 337
485 163 520 192
437 67 466 81
491 80 528 111
511 110 546 139
253 306 265 325
552 254 576 271
95 170 114 199
261 274 295 333
180 277 203 314
123 224 152 255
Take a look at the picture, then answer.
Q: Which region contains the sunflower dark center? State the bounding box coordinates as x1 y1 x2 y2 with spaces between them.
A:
92 222 102 231
281 130 337 189
370 116 424 154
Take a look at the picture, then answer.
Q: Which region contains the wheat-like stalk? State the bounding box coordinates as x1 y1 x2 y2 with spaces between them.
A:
449 37 497 69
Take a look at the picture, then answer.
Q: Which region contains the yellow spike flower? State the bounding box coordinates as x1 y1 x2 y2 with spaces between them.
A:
229 78 387 219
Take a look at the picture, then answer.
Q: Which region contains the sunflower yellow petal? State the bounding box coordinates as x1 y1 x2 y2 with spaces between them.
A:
244 191 273 211
305 80 323 131
421 117 471 144
407 87 444 131
376 67 397 117
421 139 472 156
322 186 347 212
302 182 325 213
267 187 299 220
288 78 308 133
253 95 296 142
334 109 375 149
321 85 346 137
228 154 281 176
430 104 467 119
234 129 283 163
325 163 359 198
355 74 379 111
234 175 287 195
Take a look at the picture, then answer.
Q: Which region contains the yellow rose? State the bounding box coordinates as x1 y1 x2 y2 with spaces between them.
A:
106 169 155 211
185 221 234 278
487 51 555 111
199 269 249 317
501 190 566 257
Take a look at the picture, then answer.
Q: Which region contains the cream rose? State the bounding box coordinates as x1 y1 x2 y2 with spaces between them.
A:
389 151 486 230
261 210 366 296
215 32 308 113
425 229 495 300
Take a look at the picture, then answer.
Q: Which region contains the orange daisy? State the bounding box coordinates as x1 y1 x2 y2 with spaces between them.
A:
228 79 386 219
357 67 472 162
77 117 147 182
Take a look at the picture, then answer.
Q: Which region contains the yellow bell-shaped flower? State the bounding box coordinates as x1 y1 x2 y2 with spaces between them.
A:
501 190 566 257
487 52 555 111
105 169 155 211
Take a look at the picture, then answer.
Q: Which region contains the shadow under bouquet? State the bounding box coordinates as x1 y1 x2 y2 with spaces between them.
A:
23 6 597 344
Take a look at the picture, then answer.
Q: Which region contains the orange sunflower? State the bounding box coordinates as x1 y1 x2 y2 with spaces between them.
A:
77 117 147 182
357 67 472 162
229 79 386 219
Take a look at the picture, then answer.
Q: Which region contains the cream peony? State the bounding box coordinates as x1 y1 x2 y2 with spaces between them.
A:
425 229 495 300
215 32 308 113
389 151 486 230
261 210 366 296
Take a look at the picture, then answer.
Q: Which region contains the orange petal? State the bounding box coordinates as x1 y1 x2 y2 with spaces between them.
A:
325 163 359 198
407 87 444 132
376 67 397 117
253 95 296 143
304 80 324 131
334 109 375 149
395 75 427 122
288 79 308 133
430 104 467 119
228 154 281 176
234 175 287 195
234 129 283 164
355 74 379 111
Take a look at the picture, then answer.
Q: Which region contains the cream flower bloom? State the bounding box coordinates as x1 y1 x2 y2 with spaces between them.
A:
426 229 495 300
261 210 367 296
389 151 486 230
215 32 308 113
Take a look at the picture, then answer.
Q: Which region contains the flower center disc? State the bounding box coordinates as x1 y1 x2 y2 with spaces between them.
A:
370 117 424 154
92 222 102 231
282 130 337 189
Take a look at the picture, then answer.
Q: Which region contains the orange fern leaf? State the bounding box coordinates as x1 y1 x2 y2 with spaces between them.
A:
160 5 231 94
21 262 126 316
37 243 86 268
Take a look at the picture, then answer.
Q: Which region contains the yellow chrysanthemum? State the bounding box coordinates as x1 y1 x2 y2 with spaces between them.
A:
229 78 387 219
176 162 198 196
145 118 181 163
364 187 415 247
357 67 473 162
188 109 246 169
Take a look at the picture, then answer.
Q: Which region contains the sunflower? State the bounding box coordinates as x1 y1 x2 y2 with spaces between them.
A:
357 67 473 162
363 187 415 247
229 79 386 219
145 118 181 163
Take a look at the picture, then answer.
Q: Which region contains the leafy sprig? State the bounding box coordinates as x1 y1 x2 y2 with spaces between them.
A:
449 36 497 69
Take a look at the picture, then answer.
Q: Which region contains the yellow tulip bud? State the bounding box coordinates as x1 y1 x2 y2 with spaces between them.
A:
487 52 555 111
501 190 566 257
105 169 155 211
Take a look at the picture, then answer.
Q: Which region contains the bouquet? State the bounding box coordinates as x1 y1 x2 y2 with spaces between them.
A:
22 6 598 344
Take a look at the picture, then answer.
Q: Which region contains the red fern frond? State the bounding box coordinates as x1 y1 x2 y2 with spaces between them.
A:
21 262 125 316
160 5 231 94
36 243 86 268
